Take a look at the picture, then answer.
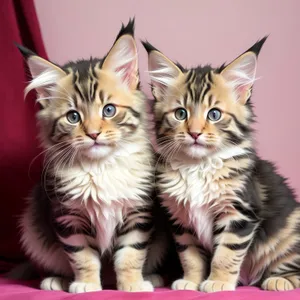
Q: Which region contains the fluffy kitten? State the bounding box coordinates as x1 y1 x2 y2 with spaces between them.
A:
142 38 300 292
16 19 164 293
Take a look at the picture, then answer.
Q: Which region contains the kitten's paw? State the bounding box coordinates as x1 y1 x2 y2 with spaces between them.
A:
144 274 164 287
118 280 154 292
171 279 198 291
200 280 235 292
40 277 69 291
262 277 294 291
69 281 102 293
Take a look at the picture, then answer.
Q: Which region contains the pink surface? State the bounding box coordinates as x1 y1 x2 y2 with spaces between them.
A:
33 0 300 197
1 279 300 300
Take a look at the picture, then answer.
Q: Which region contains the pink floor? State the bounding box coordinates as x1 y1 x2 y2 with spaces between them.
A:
1 278 300 300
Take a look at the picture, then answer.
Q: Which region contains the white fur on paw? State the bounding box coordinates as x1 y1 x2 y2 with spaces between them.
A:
69 282 102 293
118 280 154 292
40 277 69 291
262 277 294 291
144 274 164 287
171 279 198 291
200 280 235 293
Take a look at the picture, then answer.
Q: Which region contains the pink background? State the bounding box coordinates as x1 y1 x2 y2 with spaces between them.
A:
34 0 300 196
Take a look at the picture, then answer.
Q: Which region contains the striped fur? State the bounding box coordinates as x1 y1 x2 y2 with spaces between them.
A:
17 19 165 293
143 37 300 292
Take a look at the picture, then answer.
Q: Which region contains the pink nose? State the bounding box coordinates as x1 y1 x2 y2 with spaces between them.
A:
188 132 201 140
87 132 100 140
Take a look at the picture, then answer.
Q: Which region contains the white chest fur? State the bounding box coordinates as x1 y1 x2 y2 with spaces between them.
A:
160 147 247 250
55 146 152 252
161 158 224 250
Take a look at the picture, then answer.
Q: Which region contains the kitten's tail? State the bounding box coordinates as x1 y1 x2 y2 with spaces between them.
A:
6 261 39 280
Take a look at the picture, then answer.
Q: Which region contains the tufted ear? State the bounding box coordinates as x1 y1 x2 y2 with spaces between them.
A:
102 18 139 90
221 36 268 104
16 43 66 107
142 41 183 99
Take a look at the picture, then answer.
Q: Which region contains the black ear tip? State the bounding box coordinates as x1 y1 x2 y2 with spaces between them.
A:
141 40 159 53
249 35 269 56
14 42 36 58
115 17 135 40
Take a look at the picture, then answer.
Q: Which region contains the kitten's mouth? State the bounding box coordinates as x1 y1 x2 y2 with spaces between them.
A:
90 141 108 148
191 141 215 149
193 141 204 147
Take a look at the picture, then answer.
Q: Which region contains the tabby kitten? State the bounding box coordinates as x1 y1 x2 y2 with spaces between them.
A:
142 38 300 292
17 20 164 293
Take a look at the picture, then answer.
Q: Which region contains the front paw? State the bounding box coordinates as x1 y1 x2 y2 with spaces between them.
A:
69 281 102 293
172 279 198 290
40 277 69 291
200 280 235 293
118 280 154 292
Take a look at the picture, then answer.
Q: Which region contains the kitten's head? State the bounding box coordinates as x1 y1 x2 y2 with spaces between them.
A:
143 38 267 160
18 19 145 160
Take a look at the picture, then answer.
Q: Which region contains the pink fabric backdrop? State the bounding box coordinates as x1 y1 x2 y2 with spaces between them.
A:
33 0 300 197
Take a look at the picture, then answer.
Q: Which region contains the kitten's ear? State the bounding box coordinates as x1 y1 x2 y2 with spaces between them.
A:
101 18 139 90
142 41 183 99
15 43 66 103
221 36 268 104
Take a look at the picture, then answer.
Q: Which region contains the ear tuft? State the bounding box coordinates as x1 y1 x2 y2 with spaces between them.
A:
15 43 66 101
141 40 159 54
221 36 268 104
115 18 135 41
246 35 269 57
102 19 138 90
142 42 183 99
15 42 36 58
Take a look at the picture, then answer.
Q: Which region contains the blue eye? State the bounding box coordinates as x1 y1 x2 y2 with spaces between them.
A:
175 108 187 120
207 109 221 121
66 110 81 123
103 104 116 118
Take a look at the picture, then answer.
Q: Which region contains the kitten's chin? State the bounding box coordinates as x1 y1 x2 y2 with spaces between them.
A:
82 144 113 159
184 144 212 158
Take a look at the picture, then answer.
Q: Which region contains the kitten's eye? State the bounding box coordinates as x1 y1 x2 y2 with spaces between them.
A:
175 108 187 120
66 110 81 124
207 109 221 121
103 104 116 118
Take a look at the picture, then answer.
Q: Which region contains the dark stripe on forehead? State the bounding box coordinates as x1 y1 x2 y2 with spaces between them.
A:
183 93 188 107
186 83 195 103
72 94 78 108
91 81 98 101
91 65 97 78
99 90 104 103
89 66 98 102
74 82 85 101
208 95 213 107
207 71 213 83
186 70 194 82
201 82 211 103
73 72 85 101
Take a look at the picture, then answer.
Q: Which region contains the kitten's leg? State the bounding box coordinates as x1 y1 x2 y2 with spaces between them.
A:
172 225 207 291
114 207 154 292
56 223 102 293
261 253 300 291
66 246 102 293
200 210 257 293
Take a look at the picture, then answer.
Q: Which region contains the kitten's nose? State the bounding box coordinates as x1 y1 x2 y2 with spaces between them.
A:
188 132 201 140
87 132 100 140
